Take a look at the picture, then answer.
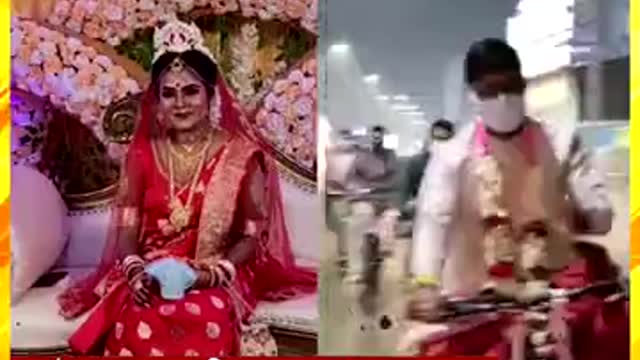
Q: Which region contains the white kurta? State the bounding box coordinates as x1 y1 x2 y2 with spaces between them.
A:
411 120 613 295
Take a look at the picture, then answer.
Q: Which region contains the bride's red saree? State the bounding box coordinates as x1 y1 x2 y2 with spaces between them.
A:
57 77 316 356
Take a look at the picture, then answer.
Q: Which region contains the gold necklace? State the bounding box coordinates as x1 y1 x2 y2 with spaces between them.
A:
167 137 211 186
167 134 212 233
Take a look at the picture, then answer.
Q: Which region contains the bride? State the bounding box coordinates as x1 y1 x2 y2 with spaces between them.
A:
57 18 316 356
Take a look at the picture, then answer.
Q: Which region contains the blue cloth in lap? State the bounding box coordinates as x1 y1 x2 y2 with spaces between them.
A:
145 258 197 300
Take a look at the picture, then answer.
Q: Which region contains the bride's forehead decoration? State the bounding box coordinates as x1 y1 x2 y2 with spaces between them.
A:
153 17 217 65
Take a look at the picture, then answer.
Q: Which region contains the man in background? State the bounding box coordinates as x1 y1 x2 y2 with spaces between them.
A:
354 125 398 193
400 119 455 219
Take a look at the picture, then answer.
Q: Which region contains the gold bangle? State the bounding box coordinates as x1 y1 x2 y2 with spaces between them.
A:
412 275 439 289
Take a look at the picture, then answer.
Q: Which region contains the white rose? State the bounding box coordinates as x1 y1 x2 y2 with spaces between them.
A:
96 73 116 88
57 71 77 99
264 93 277 111
43 72 60 90
105 4 124 21
294 96 313 117
29 50 46 66
106 36 121 46
38 41 58 57
267 112 285 132
72 53 91 68
35 27 52 40
11 30 22 56
120 78 141 94
93 55 113 70
177 0 195 12
66 37 83 51
288 69 304 84
274 95 288 114
96 88 114 107
12 111 32 126
301 76 315 94
53 0 72 17
66 20 82 33
12 60 30 78
139 0 156 11
83 0 99 13
49 15 65 26
27 78 46 97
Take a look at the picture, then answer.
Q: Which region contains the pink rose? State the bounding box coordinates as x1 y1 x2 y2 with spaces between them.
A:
83 21 102 39
273 79 288 94
284 84 301 101
239 0 259 17
94 55 114 70
301 75 315 94
265 0 286 20
273 94 288 114
43 56 64 75
70 2 88 23
255 108 268 125
288 69 304 85
264 93 278 111
72 53 91 69
65 19 83 33
284 0 306 19
53 0 72 19
302 58 316 75
294 96 313 117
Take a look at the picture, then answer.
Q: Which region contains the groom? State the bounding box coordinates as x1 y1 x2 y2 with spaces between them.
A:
408 38 624 358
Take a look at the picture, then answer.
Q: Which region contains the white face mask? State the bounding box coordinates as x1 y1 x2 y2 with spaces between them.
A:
475 94 525 134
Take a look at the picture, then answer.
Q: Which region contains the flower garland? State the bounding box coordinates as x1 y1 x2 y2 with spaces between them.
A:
11 18 142 144
254 57 316 172
48 0 317 47
230 21 259 104
472 124 516 280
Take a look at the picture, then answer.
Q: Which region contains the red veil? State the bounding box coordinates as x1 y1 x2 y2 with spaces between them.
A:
58 73 317 319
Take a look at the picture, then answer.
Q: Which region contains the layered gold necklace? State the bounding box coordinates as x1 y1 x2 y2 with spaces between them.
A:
167 133 213 233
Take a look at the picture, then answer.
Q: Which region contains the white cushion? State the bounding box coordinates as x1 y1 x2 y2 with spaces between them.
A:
253 293 318 334
58 207 112 268
279 177 320 264
11 280 88 351
11 165 69 302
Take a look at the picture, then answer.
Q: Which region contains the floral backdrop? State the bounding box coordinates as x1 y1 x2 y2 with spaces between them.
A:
11 92 48 166
11 0 318 195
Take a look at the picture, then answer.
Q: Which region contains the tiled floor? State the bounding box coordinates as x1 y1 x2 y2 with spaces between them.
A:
319 231 413 356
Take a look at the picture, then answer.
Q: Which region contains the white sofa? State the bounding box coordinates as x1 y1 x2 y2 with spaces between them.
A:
11 174 320 354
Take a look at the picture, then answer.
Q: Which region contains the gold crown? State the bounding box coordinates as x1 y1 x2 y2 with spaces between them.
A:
153 17 215 64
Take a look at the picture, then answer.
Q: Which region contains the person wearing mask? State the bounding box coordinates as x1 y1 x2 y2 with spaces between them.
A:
407 38 625 359
400 119 455 219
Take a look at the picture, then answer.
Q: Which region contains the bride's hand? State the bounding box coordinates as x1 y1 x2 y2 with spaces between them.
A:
129 272 154 307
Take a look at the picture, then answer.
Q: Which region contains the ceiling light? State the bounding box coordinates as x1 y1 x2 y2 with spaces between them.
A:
392 104 420 111
400 111 425 117
376 95 389 101
393 95 410 102
352 127 367 136
363 74 380 84
329 43 350 53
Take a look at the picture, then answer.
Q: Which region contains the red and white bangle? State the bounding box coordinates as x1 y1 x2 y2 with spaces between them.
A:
217 259 236 286
122 254 144 280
